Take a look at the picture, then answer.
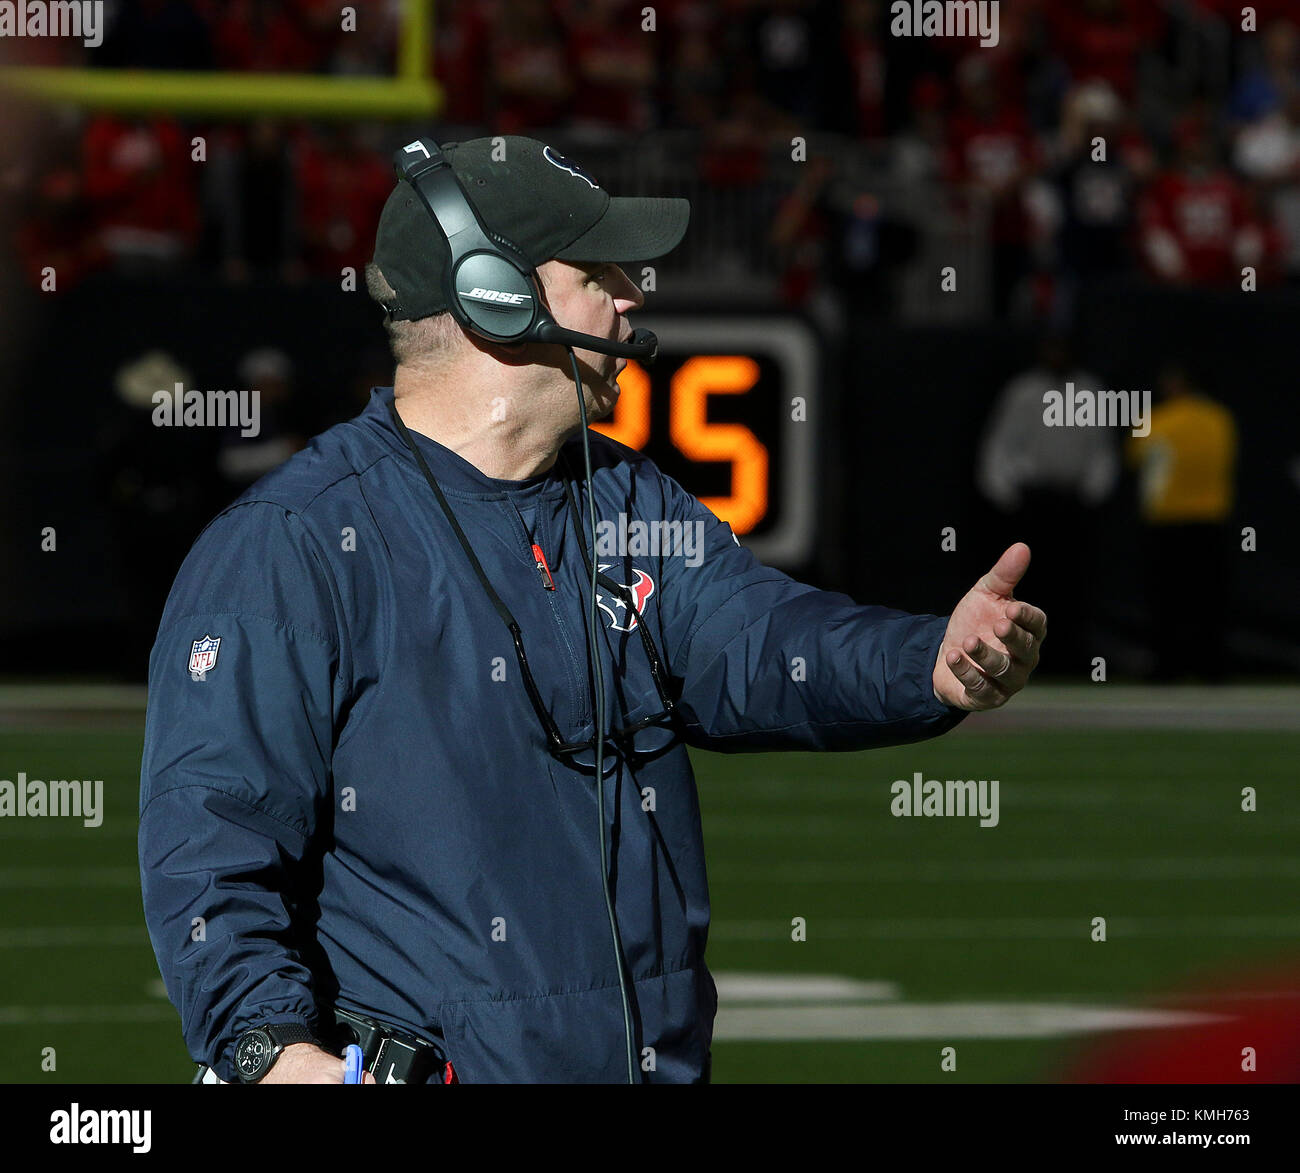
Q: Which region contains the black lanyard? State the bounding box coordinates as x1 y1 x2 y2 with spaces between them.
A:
386 397 678 743
387 398 634 624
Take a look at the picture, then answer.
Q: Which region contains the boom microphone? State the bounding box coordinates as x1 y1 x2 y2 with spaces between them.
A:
531 321 659 365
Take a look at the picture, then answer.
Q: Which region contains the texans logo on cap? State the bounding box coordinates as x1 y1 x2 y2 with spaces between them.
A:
543 145 600 190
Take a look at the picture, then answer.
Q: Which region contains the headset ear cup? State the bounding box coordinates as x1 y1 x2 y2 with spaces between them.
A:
451 253 540 343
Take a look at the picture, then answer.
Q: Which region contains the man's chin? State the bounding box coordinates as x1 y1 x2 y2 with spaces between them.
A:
589 380 620 421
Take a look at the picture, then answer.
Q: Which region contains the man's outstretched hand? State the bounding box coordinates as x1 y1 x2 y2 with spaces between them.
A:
932 542 1046 711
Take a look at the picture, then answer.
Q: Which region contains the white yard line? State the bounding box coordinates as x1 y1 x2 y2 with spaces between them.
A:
708 970 1235 1040
0 969 1239 1044
713 973 899 1002
0 999 1219 1038
713 1003 1227 1041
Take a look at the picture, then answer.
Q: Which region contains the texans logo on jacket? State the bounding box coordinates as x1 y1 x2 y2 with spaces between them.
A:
596 565 655 632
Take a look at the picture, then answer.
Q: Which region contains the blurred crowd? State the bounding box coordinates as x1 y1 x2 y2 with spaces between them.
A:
3 0 1291 677
6 0 1300 319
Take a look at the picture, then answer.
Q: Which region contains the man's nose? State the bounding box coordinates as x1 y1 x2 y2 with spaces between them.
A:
613 265 644 311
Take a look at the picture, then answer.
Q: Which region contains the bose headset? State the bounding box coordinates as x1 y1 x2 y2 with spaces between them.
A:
387 137 650 1083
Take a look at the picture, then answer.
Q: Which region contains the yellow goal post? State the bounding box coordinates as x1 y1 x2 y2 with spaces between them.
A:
0 0 442 119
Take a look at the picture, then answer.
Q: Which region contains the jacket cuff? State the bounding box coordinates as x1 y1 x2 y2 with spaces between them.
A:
915 614 969 730
212 1013 324 1084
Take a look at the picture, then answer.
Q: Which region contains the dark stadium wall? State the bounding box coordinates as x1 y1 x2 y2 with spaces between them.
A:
1 272 390 678
1 275 1296 679
840 277 1300 678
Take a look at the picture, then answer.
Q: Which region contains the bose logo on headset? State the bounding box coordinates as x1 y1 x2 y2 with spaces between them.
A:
391 136 657 361
463 287 533 306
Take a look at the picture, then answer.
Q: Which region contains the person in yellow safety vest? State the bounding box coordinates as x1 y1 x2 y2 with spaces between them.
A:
1127 365 1238 680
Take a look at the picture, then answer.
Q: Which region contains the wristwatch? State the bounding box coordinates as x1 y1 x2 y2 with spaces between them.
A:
233 1023 322 1083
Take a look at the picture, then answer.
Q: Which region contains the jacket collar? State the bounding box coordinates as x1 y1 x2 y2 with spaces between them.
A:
362 386 571 501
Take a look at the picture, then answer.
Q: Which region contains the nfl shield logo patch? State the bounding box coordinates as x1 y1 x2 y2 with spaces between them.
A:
189 635 221 681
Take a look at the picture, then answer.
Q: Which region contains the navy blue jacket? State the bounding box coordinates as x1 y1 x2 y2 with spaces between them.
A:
139 386 964 1083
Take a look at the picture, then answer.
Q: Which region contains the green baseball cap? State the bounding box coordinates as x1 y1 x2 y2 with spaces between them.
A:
372 136 691 322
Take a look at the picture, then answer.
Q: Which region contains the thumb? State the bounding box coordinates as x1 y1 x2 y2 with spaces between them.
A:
979 542 1031 597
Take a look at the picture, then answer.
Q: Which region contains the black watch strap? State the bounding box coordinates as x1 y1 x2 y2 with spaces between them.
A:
265 1023 320 1049
233 1023 323 1083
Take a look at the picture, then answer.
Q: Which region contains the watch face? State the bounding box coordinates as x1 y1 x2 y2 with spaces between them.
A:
235 1028 275 1082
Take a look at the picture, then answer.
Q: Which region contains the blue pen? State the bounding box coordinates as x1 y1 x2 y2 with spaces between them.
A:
343 1043 364 1084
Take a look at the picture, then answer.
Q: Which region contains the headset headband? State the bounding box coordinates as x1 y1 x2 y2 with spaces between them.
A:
392 138 658 362
395 139 540 343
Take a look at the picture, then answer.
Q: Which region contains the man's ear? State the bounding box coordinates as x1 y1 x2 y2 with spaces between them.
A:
534 261 556 306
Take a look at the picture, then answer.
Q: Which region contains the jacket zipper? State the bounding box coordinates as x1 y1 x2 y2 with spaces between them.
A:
503 500 589 728
531 542 556 590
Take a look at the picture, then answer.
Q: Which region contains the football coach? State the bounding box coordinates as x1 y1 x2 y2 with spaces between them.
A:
139 136 1046 1085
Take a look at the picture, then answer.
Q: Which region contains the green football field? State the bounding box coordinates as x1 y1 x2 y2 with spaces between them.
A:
1 685 1296 1083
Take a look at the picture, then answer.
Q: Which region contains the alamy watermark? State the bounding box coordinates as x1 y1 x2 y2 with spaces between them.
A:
0 772 103 827
891 771 999 827
594 512 705 568
49 1103 150 1154
889 1 999 48
1043 384 1151 437
152 383 261 437
0 1 104 47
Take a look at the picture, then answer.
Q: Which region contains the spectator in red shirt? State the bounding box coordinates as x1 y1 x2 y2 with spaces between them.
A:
14 164 109 291
211 0 323 73
1139 113 1268 286
293 124 391 277
82 114 200 269
770 154 833 307
947 57 1041 314
566 0 655 135
435 0 493 128
488 0 574 134
842 0 886 139
1046 0 1165 103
